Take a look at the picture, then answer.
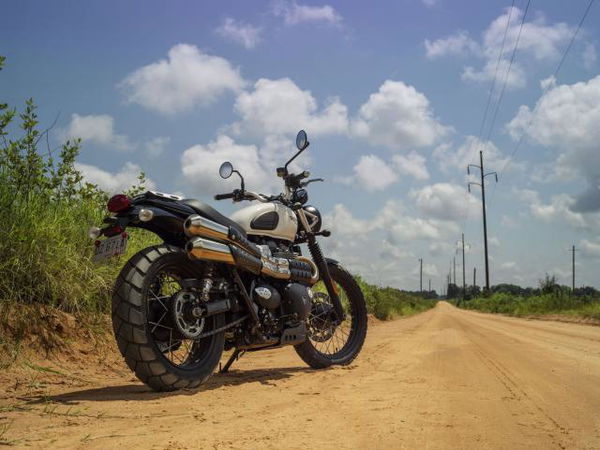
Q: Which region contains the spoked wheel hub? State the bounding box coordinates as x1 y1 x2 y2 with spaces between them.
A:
307 292 336 342
171 291 205 339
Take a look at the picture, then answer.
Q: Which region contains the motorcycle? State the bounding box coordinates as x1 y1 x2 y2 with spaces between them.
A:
91 130 368 391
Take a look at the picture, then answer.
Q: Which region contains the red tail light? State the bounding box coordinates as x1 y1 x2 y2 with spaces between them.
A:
107 194 131 212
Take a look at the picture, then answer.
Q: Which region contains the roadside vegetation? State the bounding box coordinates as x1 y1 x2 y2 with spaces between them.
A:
451 275 600 321
0 56 434 363
356 276 437 320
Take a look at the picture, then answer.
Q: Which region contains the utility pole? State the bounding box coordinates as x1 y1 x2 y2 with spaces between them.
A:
429 279 431 292
468 151 498 292
473 267 477 289
461 233 466 299
419 258 423 294
453 257 456 285
570 245 577 291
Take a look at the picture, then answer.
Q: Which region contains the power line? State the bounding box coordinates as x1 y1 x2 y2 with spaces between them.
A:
476 0 516 144
484 0 531 145
496 0 596 180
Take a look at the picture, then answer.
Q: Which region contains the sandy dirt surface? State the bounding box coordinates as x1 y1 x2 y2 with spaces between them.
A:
1 302 600 449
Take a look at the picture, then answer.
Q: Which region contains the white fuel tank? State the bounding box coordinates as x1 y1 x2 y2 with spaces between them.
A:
229 202 298 242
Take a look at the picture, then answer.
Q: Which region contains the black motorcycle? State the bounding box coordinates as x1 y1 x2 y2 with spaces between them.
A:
92 130 367 391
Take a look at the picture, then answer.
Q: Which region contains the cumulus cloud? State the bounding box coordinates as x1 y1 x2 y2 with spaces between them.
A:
216 18 262 49
353 155 398 192
410 182 479 222
507 75 600 212
392 152 430 181
351 80 449 150
427 7 577 88
120 44 245 115
433 136 513 174
181 134 285 196
516 189 600 229
144 136 170 158
75 162 156 194
63 114 133 151
580 239 600 258
321 201 459 287
272 0 342 26
347 151 429 192
231 77 348 137
583 43 597 70
425 30 480 59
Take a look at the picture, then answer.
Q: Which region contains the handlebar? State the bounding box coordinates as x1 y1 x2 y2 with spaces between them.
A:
214 190 270 203
214 192 235 200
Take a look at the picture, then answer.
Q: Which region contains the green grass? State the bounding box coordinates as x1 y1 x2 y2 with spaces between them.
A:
459 292 600 320
355 276 437 320
0 181 159 313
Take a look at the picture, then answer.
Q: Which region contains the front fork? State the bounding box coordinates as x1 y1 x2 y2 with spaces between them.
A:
307 235 345 323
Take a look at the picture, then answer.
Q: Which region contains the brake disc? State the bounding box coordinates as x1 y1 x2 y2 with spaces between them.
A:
171 291 206 339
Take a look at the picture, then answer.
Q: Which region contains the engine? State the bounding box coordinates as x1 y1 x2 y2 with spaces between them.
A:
253 282 313 321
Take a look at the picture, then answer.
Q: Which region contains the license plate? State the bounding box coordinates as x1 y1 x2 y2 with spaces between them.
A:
93 234 128 262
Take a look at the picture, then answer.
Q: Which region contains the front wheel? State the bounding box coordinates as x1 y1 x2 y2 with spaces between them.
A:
294 262 367 369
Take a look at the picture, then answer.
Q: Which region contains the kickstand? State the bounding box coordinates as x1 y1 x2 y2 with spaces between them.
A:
219 349 245 373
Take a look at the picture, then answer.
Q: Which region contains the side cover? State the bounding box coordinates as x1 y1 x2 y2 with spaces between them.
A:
229 202 298 241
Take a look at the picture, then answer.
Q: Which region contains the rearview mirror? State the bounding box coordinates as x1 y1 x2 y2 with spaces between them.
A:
219 161 233 179
296 130 309 151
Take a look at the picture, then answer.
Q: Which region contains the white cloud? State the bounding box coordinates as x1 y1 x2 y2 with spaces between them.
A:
392 151 429 180
321 201 459 287
231 77 348 137
181 135 280 196
583 42 597 70
75 162 156 194
353 155 398 192
425 30 479 59
120 44 245 115
410 182 479 222
433 135 513 174
516 188 600 229
352 80 449 150
428 7 577 89
272 0 342 26
144 136 170 158
63 114 133 151
422 0 439 7
216 18 262 49
580 239 600 258
507 76 600 212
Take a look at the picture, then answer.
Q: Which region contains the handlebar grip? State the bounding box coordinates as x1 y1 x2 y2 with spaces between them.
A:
214 192 235 200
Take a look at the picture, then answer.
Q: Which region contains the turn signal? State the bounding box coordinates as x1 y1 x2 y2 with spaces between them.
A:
107 194 131 212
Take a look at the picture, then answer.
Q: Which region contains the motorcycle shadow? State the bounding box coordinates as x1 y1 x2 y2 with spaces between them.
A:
23 366 317 405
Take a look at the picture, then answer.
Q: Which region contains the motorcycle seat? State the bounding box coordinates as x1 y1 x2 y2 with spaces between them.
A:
181 199 247 237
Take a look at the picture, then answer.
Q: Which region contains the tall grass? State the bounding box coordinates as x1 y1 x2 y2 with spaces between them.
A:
0 180 157 312
356 276 437 320
461 292 600 320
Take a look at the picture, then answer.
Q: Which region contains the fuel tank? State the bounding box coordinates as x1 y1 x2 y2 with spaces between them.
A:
229 202 298 242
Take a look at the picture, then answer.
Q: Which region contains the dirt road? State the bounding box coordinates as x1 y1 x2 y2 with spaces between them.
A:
2 302 600 449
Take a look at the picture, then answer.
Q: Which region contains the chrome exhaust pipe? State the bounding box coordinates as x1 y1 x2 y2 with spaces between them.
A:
186 237 235 264
184 215 230 241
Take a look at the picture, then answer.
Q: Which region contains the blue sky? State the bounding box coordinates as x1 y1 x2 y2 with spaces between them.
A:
2 0 599 290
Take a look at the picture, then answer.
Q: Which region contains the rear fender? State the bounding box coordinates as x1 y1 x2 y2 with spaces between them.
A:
113 204 188 247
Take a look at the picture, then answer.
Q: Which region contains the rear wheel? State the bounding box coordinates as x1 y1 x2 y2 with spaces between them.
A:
294 262 367 369
112 245 224 391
